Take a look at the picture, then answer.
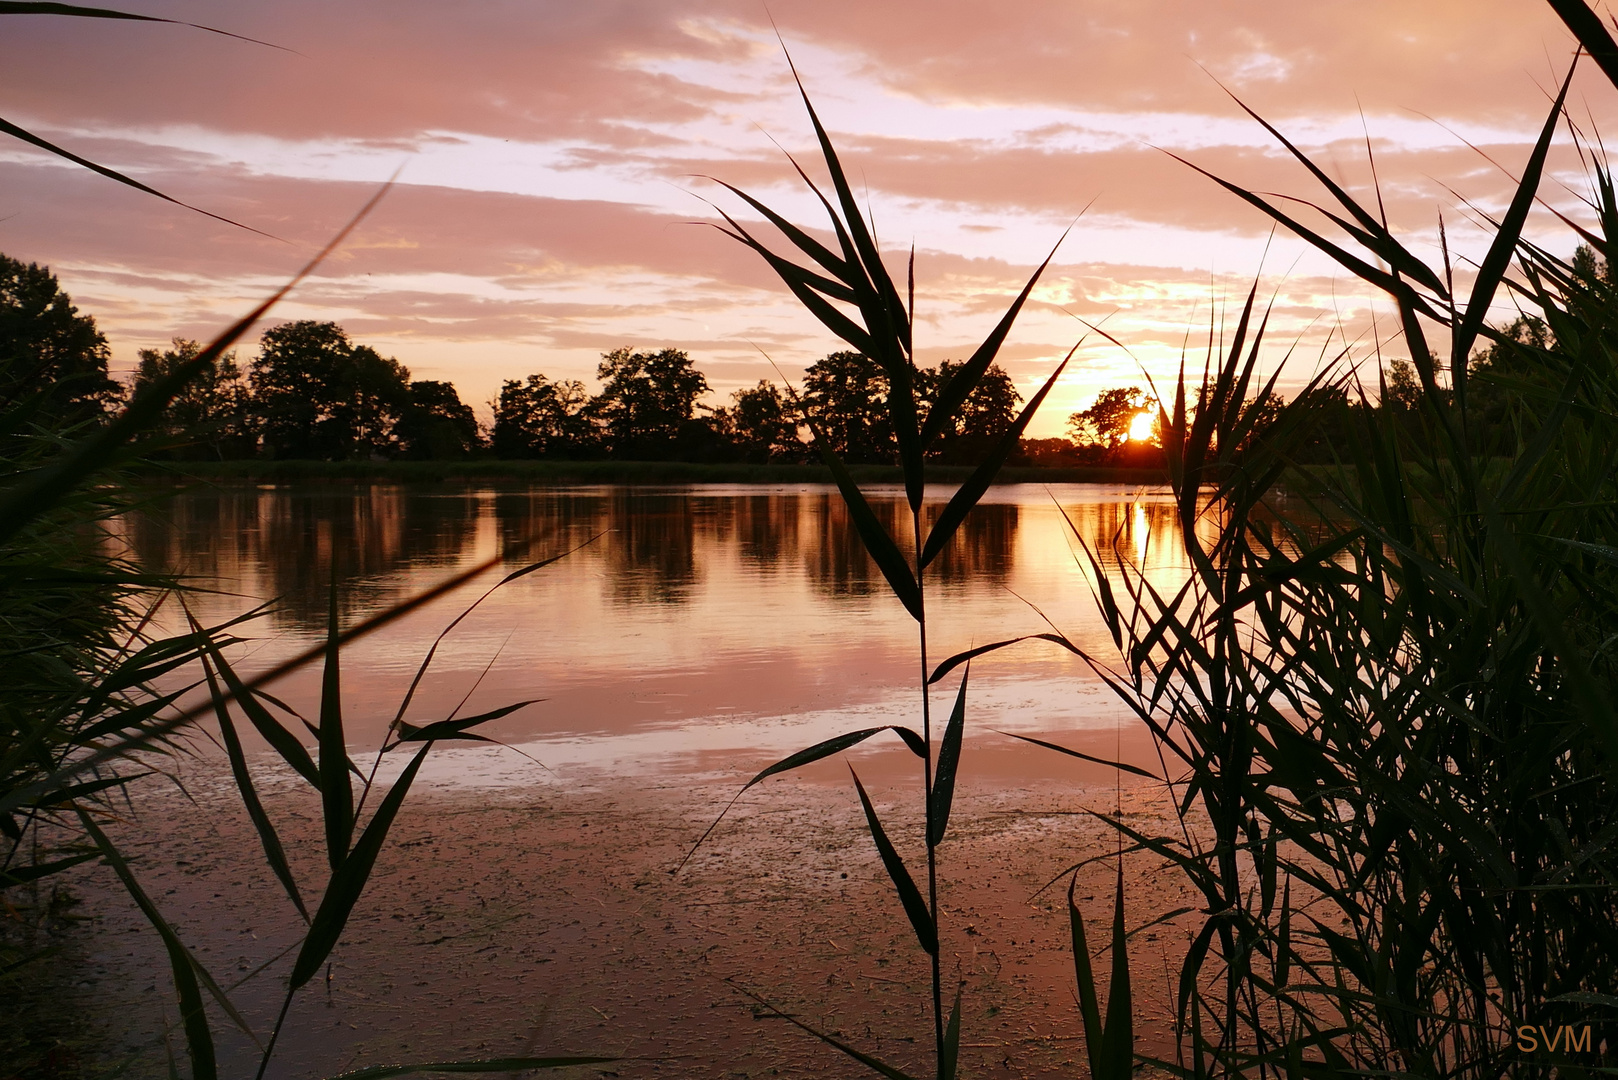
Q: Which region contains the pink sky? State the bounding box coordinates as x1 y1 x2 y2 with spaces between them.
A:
0 1 1607 434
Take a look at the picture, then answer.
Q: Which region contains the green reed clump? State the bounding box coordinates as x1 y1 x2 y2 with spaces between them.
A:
946 44 1618 1078
0 176 613 1075
677 54 1075 1080
1197 49 1618 1076
930 273 1339 1076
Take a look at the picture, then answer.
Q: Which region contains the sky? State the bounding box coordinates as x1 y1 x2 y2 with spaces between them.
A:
0 0 1611 435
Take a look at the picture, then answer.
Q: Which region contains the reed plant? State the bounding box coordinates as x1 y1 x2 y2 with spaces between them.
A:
677 57 1078 1079
1 176 613 1074
937 39 1618 1078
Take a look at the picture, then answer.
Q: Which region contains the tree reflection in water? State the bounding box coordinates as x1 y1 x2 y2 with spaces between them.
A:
124 484 1198 640
126 484 480 630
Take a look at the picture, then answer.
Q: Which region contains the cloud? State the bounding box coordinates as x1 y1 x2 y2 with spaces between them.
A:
0 0 1603 436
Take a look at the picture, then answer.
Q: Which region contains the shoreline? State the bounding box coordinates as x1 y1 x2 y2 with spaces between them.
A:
124 459 1170 487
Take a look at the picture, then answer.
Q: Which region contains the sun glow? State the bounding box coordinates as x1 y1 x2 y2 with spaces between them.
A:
1127 410 1155 442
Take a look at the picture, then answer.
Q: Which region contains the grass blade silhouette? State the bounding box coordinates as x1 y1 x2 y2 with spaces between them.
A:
852 767 937 956
927 670 968 848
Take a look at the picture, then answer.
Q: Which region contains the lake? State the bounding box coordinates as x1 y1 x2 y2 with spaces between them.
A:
89 480 1206 1076
122 481 1193 786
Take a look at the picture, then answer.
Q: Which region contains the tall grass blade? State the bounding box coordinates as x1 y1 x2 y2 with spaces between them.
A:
0 536 559 816
1098 867 1134 1078
0 2 287 48
290 743 430 991
1204 79 1447 296
387 542 597 739
706 205 876 354
851 767 937 956
919 237 1071 448
0 114 278 239
0 4 286 236
1069 875 1105 1080
0 852 97 887
202 636 319 787
395 701 541 744
76 808 260 1047
927 633 1078 684
928 670 968 848
79 812 222 1078
1003 732 1160 781
1450 60 1575 396
197 645 308 921
920 352 1071 568
675 725 926 873
809 431 921 619
938 989 962 1080
732 982 922 1080
318 582 354 872
703 178 854 288
1549 0 1618 89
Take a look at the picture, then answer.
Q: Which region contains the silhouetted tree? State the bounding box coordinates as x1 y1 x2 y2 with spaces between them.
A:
492 372 592 458
713 380 804 462
589 347 709 459
1068 386 1150 449
132 338 254 459
800 350 893 462
1383 359 1424 412
0 253 120 421
1289 383 1360 463
918 360 1021 463
396 380 481 460
250 321 411 460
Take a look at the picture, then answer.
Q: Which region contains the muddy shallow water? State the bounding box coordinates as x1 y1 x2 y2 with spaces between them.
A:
63 757 1196 1079
60 481 1218 1076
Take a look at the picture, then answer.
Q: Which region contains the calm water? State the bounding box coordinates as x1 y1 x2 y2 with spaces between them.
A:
124 482 1193 785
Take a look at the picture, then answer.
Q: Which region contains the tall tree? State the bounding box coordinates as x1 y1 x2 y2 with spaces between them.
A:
0 254 120 421
132 338 254 460
719 380 804 462
1067 385 1149 449
800 350 892 462
918 360 1021 463
590 347 709 459
250 321 411 460
395 380 481 460
492 372 592 458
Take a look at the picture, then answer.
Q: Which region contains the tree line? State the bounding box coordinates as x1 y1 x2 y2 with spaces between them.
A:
6 249 1541 467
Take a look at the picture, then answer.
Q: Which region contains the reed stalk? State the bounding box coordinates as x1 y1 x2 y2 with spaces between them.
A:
677 52 1072 1079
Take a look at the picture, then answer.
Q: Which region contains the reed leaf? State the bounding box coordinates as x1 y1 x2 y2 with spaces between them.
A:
852 767 937 956
938 989 962 1080
1450 60 1576 405
0 179 391 543
927 670 968 848
675 725 926 873
730 983 922 1080
920 351 1071 568
290 743 430 992
919 232 1070 448
318 582 354 873
395 700 541 744
1001 732 1160 782
0 851 96 887
201 635 320 787
808 427 921 619
197 644 308 922
1098 868 1134 1079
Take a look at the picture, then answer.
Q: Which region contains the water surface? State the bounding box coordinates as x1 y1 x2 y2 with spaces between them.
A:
125 482 1192 784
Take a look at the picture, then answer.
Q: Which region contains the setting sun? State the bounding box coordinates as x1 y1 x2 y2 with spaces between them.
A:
1128 409 1156 442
